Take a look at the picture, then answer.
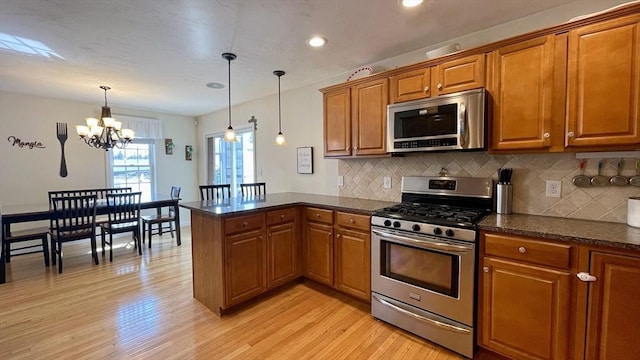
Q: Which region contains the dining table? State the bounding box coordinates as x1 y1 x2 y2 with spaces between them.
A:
0 194 181 284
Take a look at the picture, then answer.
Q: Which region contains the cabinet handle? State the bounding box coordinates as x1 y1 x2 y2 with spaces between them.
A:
518 246 526 254
268 233 272 237
543 132 550 139
354 146 358 150
577 272 597 282
280 214 285 219
336 234 341 238
567 131 575 138
328 232 332 237
315 213 320 218
349 218 355 223
483 266 489 273
424 86 429 93
437 83 442 90
259 235 263 240
242 221 248 227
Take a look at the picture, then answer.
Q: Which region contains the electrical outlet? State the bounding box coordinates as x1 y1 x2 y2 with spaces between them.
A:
383 177 392 189
546 180 561 198
337 176 344 187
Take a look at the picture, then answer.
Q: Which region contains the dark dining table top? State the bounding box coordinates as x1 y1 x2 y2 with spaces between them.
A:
1 194 179 221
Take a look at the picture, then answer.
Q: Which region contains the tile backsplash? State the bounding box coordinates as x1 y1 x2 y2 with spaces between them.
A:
338 152 640 223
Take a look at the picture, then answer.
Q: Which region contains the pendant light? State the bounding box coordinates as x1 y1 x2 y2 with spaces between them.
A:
273 70 286 146
222 52 237 142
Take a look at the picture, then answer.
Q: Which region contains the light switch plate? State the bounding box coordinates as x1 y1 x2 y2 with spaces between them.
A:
337 175 344 187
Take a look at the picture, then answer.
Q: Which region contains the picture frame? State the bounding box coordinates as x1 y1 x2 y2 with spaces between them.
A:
185 145 193 161
164 139 174 155
296 146 313 174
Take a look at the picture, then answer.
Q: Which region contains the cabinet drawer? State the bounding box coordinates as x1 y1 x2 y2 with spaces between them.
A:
483 232 572 269
224 213 264 235
335 212 370 232
305 207 333 224
266 207 296 225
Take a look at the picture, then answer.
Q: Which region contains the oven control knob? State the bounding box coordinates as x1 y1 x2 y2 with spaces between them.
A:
433 227 442 235
393 221 401 228
445 229 455 237
412 224 421 231
384 220 392 227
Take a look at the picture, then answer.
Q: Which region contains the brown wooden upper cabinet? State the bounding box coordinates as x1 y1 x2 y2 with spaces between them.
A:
389 54 485 104
323 78 388 158
566 14 640 148
488 35 563 151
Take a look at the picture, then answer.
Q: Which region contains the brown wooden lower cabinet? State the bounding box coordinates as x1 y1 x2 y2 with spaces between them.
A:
224 228 265 307
266 213 300 289
480 257 571 359
580 248 640 360
304 221 334 286
303 207 371 301
334 227 370 301
480 231 640 360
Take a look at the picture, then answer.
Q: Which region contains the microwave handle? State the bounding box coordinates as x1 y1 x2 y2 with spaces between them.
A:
459 102 467 148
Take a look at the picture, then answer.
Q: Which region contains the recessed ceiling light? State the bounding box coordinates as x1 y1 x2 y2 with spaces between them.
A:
401 0 423 8
307 36 327 48
206 82 225 89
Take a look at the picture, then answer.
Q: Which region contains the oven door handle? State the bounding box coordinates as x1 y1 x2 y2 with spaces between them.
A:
372 293 471 334
372 229 473 253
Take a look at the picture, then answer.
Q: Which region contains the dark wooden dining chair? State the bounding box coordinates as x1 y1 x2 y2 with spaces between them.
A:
49 194 98 273
100 192 142 262
199 184 231 201
141 186 180 248
240 182 266 197
4 227 50 267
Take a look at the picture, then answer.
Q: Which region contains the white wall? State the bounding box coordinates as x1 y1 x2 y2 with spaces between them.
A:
0 91 198 224
195 0 635 197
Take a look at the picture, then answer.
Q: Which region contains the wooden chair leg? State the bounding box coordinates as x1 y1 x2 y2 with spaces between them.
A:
51 237 57 266
170 221 175 239
4 241 10 263
109 233 113 263
136 229 142 256
101 230 106 257
57 240 63 274
42 235 50 267
148 223 153 249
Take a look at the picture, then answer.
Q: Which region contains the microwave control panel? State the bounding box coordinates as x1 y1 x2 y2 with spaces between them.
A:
394 138 458 149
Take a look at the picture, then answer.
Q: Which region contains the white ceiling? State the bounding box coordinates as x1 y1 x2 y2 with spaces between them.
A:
0 0 581 117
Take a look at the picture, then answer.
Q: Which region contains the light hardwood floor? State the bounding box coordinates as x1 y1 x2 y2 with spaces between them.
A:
1 228 497 359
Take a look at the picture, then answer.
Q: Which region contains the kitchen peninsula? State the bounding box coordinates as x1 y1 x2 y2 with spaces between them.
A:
180 192 395 316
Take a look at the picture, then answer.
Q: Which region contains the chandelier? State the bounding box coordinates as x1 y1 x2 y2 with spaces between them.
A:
75 86 134 150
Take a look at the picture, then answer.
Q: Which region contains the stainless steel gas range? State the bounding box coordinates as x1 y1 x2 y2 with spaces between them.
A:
371 176 493 359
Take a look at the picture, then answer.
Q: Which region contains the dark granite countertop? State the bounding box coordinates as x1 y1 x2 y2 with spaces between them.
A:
479 213 640 251
180 192 397 217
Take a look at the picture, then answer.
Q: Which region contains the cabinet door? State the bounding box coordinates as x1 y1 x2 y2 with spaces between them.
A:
480 257 571 360
323 87 352 157
389 67 431 103
490 36 556 151
334 228 370 301
267 221 298 289
566 14 640 147
433 54 485 96
304 222 333 286
224 229 265 307
583 251 640 360
351 78 389 156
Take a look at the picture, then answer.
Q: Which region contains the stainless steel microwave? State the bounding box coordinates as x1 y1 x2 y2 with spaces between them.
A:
387 88 486 153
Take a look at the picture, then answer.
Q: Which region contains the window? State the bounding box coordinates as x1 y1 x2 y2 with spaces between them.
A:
206 127 255 196
107 139 156 202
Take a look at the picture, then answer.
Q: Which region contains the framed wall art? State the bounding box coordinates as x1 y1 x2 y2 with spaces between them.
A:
296 146 313 174
185 145 193 161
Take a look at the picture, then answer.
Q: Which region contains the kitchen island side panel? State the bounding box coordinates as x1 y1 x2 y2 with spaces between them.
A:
191 210 225 316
